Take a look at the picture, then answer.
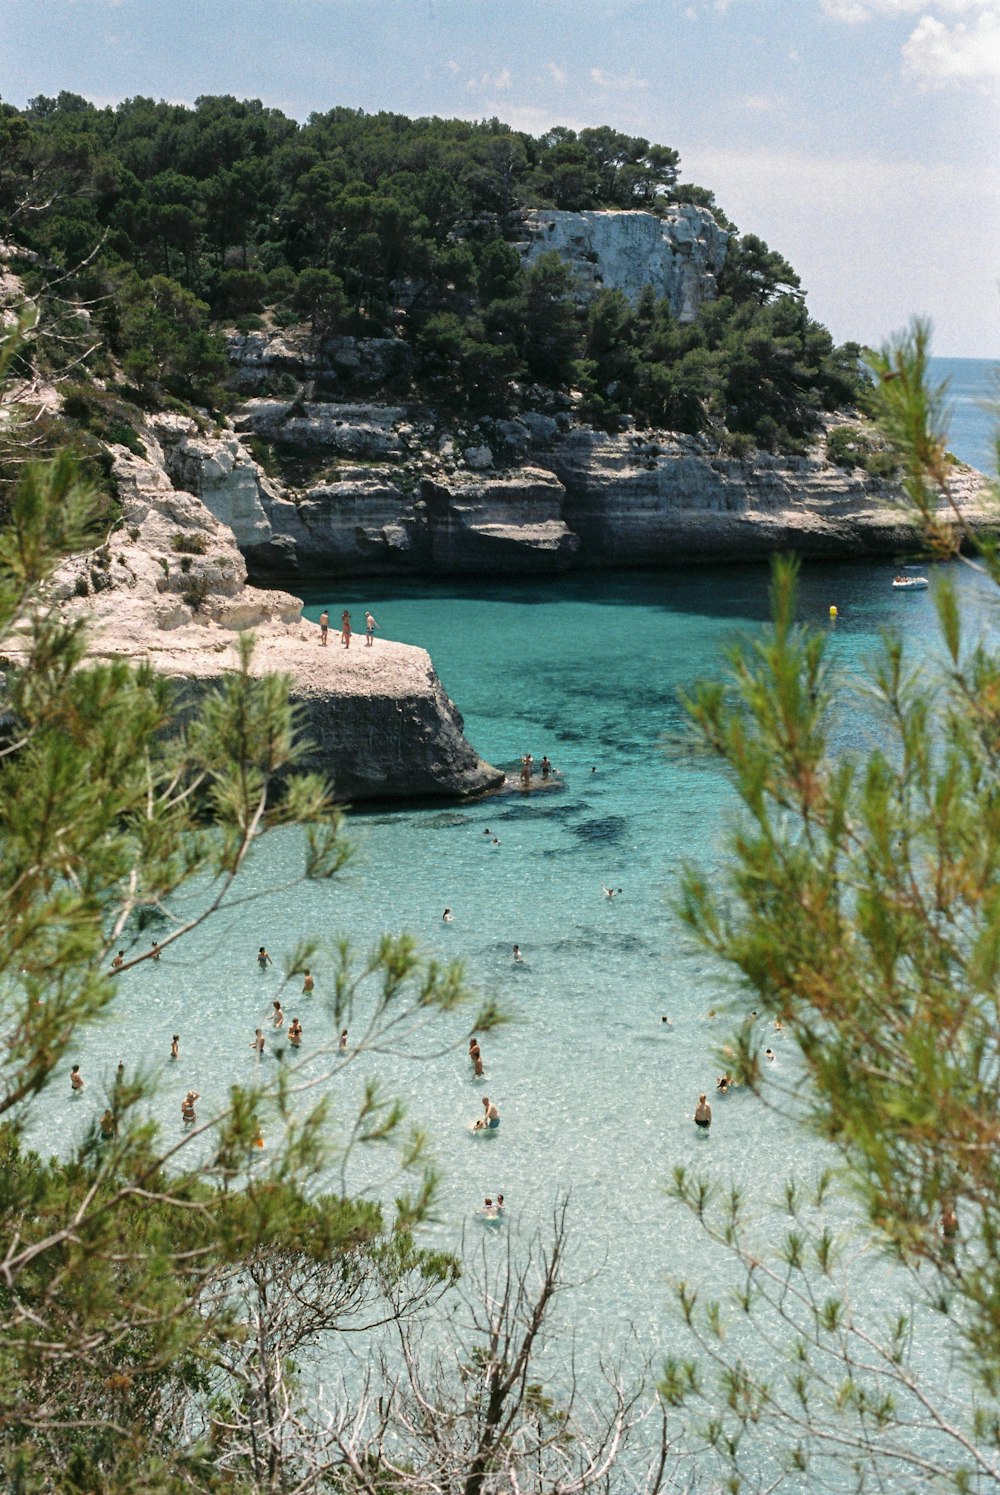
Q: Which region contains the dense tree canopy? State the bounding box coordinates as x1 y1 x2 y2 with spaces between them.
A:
0 92 866 450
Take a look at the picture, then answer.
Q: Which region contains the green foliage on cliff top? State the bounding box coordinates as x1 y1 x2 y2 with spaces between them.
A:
3 92 866 448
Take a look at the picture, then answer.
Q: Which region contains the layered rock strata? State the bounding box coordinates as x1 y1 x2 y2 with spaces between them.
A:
34 423 502 803
198 366 994 577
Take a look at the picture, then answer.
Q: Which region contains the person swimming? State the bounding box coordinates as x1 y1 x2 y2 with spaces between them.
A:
477 1096 499 1129
512 945 523 962
694 1094 712 1129
442 908 453 922
338 1029 348 1052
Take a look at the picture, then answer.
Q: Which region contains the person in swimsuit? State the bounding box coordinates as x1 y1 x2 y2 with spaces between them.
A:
288 1018 302 1047
513 945 523 962
302 969 314 995
341 610 351 648
694 1094 712 1129
338 1029 348 1052
170 1035 179 1060
150 940 161 960
70 1064 84 1092
443 908 453 922
364 610 378 646
481 1096 499 1129
257 946 272 971
250 1028 265 1056
111 951 124 971
272 1000 285 1028
540 756 551 777
99 1108 116 1140
319 609 329 646
181 1090 199 1125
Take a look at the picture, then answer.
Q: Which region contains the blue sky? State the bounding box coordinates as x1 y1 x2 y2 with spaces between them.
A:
1 0 997 356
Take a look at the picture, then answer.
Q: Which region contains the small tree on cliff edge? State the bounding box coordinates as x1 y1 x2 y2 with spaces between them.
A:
666 320 1000 1489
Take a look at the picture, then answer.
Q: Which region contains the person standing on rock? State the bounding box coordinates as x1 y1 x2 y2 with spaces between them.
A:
319 610 329 646
365 610 379 646
341 610 352 648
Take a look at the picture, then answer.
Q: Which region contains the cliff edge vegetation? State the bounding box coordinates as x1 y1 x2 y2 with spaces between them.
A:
3 93 866 460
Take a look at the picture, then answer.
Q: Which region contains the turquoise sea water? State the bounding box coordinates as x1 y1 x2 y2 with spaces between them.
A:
34 361 998 1483
934 356 997 474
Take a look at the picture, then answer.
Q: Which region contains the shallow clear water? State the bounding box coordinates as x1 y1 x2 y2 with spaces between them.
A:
33 364 999 1481
37 561 996 1404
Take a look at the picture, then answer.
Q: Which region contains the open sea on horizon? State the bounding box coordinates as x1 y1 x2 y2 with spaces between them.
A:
33 356 999 1487
932 355 997 473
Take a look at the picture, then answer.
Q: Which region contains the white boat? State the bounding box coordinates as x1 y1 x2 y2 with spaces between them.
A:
892 575 929 590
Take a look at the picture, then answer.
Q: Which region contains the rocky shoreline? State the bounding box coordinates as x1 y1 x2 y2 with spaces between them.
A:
164 345 995 582
31 427 503 803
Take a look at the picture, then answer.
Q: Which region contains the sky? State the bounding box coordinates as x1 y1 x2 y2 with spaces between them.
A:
1 0 998 357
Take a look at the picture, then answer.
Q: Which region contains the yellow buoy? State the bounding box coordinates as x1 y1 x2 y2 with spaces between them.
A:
829 604 838 619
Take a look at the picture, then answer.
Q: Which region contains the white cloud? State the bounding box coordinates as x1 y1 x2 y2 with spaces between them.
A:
822 0 997 16
546 61 568 85
820 0 1000 87
589 67 649 90
445 59 460 75
902 10 1000 83
741 93 775 110
464 68 512 94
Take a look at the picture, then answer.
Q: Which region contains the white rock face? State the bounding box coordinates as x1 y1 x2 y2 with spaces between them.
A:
542 423 996 563
514 206 729 321
153 414 275 549
37 425 502 801
234 399 408 460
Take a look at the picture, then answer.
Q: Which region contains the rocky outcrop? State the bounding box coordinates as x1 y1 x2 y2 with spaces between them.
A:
154 413 275 550
38 427 502 803
179 375 994 576
227 330 412 395
245 462 577 577
543 424 993 562
514 206 729 322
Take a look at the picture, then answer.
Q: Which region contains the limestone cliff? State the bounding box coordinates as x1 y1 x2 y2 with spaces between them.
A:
36 422 502 803
198 348 994 578
514 205 728 322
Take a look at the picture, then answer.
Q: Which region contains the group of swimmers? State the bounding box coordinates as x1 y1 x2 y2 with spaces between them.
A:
317 608 379 649
467 1038 500 1136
